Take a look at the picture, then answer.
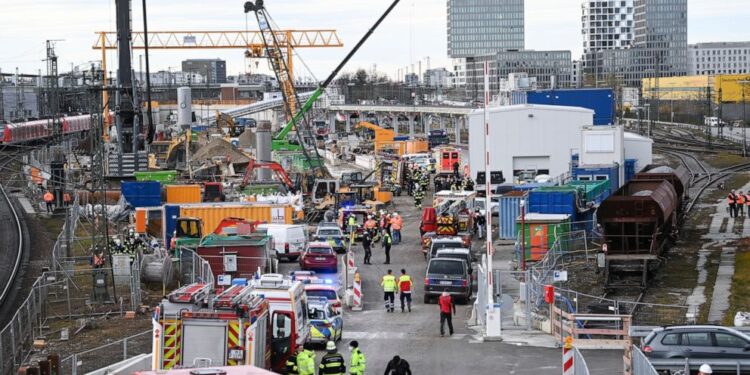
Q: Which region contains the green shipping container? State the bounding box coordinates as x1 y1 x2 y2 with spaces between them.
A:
515 213 571 262
567 180 610 202
134 170 178 184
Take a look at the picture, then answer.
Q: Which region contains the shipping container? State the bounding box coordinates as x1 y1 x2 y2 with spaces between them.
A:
121 181 162 207
164 204 180 249
624 159 637 183
526 88 614 125
499 191 525 240
178 203 295 235
572 164 620 193
166 184 202 204
133 170 178 184
567 180 611 203
511 182 556 192
527 187 578 217
516 213 571 261
197 233 275 277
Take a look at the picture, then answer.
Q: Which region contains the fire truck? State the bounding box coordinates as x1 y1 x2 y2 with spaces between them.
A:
152 283 271 370
249 274 310 373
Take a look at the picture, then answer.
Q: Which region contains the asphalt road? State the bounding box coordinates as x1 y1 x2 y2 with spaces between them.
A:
279 194 624 374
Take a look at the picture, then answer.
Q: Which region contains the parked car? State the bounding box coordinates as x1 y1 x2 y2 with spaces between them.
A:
473 197 499 217
428 236 469 260
257 223 307 262
300 242 338 273
315 225 348 254
424 258 471 304
435 248 475 276
307 297 343 344
643 325 750 359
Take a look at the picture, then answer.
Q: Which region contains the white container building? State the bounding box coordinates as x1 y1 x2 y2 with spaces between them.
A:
623 132 653 172
468 104 594 185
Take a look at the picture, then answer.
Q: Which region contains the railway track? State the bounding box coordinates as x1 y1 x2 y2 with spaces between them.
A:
0 146 27 311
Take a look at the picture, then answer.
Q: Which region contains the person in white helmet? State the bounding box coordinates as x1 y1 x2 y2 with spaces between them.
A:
698 364 712 374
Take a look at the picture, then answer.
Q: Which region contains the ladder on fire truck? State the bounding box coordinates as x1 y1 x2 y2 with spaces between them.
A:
168 283 212 304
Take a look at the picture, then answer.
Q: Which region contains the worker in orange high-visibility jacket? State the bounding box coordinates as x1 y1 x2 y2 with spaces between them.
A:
728 190 737 218
738 191 746 217
43 190 54 213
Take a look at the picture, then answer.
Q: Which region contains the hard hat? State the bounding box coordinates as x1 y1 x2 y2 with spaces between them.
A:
699 364 712 374
326 341 336 351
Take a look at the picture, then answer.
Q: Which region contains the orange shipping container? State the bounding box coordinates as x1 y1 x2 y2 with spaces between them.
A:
404 139 428 154
179 203 295 234
134 208 147 233
166 184 202 203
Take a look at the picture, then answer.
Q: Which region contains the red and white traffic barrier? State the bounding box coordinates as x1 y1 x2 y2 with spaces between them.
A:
562 337 574 375
352 272 363 311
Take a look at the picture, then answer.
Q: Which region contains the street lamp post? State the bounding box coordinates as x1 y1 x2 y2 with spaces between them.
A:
739 81 750 157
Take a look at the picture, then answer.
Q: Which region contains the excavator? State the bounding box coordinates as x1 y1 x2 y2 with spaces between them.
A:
244 0 401 179
215 111 246 137
355 121 395 152
244 0 400 220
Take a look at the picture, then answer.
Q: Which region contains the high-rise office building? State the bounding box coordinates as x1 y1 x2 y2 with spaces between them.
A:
585 0 687 87
582 0 634 55
447 0 525 58
182 59 227 84
466 50 572 97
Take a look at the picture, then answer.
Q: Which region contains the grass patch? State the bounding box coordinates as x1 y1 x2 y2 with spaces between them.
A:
705 172 750 202
706 152 748 169
723 243 750 326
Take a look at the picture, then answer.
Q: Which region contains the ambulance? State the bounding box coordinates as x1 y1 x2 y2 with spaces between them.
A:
249 274 310 372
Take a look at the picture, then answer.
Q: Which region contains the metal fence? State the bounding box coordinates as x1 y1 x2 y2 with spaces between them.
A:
631 345 659 375
60 330 151 375
178 247 216 286
573 347 591 375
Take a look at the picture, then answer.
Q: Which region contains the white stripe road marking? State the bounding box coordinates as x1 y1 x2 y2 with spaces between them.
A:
342 331 468 340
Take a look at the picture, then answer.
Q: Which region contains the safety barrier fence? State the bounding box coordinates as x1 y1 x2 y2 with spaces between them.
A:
60 330 151 375
630 345 659 375
572 347 591 375
648 358 750 374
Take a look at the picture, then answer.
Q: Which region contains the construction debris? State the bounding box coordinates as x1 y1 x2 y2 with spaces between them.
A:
190 138 251 167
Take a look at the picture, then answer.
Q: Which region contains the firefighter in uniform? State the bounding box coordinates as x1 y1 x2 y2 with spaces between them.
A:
462 177 474 191
286 344 303 375
318 341 346 375
298 343 316 375
348 340 366 375
398 269 413 312
381 269 397 312
413 184 424 208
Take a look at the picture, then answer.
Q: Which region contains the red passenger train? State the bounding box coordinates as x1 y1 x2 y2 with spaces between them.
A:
1 114 93 144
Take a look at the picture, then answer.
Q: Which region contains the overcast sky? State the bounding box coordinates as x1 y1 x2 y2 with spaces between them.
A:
1 0 749 80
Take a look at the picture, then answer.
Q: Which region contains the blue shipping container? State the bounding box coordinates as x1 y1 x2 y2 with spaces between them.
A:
572 165 620 194
499 192 525 239
526 88 615 125
527 190 577 217
163 204 181 248
624 159 636 183
121 181 161 208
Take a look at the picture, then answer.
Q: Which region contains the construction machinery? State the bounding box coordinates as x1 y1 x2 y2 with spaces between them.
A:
241 159 297 194
355 121 395 152
244 0 401 178
216 111 246 137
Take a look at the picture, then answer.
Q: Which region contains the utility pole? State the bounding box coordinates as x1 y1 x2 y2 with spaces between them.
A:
706 85 712 149
44 40 63 135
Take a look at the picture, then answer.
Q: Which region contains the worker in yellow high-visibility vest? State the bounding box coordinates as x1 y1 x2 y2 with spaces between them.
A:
381 269 397 313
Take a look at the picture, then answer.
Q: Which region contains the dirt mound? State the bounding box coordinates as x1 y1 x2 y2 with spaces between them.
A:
238 129 257 149
190 138 251 166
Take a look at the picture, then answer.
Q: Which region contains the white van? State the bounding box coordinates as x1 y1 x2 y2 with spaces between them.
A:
257 224 308 262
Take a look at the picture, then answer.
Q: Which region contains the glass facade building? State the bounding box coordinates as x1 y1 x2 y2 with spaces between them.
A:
466 50 572 98
586 0 687 87
447 0 525 58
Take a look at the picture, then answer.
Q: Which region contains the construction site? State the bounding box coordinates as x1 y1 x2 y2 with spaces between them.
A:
4 1 750 375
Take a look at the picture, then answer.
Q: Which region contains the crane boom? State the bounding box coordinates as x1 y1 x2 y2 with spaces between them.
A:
270 0 401 149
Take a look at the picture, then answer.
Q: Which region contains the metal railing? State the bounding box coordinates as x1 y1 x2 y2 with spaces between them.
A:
573 347 591 375
61 330 151 375
630 345 659 375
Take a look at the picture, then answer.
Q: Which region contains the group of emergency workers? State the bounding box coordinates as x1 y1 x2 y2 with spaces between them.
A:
354 210 403 265
727 189 750 217
381 269 413 313
286 340 366 375
42 190 72 213
404 164 429 208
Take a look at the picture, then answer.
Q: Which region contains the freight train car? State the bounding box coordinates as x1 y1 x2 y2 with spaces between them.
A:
597 178 682 289
1 114 92 144
633 164 691 201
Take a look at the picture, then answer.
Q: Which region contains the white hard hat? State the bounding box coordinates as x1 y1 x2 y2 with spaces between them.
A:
326 341 336 351
699 364 712 374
